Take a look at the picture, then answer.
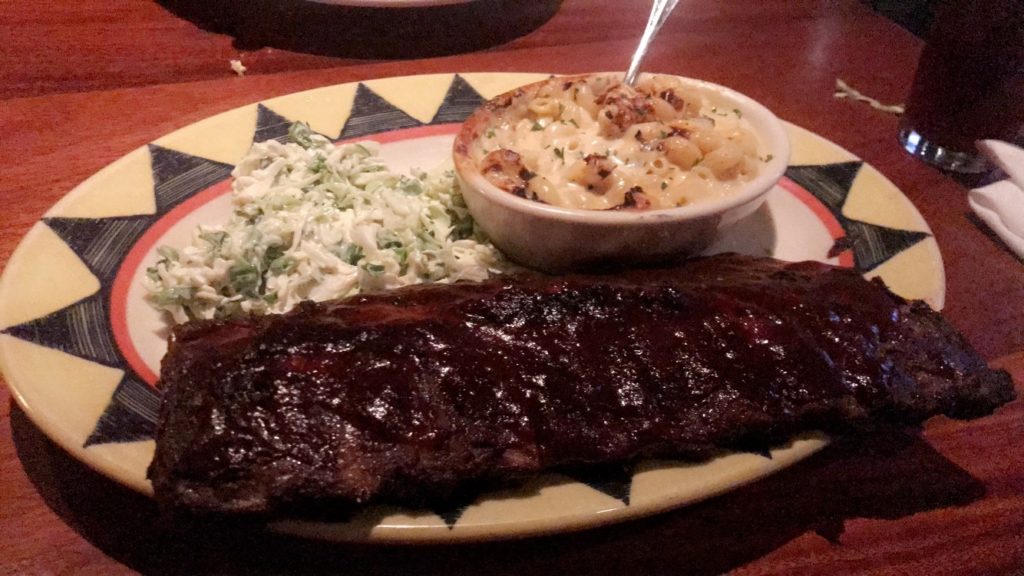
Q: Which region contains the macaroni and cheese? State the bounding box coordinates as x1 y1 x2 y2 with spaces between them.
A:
466 74 768 211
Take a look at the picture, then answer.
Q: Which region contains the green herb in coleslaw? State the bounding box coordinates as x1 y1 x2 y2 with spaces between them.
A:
145 123 505 323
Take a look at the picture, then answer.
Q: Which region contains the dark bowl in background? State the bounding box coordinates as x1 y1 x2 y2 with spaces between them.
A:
155 0 563 59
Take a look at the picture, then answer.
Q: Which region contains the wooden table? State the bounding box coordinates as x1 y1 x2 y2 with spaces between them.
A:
2 1 1022 573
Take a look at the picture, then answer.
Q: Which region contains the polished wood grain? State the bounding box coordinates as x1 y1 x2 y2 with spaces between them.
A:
0 0 868 99
2 1 1022 574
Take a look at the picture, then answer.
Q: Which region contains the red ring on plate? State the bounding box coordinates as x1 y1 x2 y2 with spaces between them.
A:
777 176 855 268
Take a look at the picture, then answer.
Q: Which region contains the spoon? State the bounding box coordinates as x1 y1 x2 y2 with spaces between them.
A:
624 0 682 86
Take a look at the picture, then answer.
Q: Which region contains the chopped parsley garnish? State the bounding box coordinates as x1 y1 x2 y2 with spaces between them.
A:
288 122 315 148
310 154 328 174
376 230 404 250
269 255 296 275
531 120 544 131
151 286 195 308
229 262 261 297
340 244 364 265
262 244 286 272
198 231 227 256
156 246 179 262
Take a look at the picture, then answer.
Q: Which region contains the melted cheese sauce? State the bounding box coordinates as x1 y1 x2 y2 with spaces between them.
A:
470 75 767 211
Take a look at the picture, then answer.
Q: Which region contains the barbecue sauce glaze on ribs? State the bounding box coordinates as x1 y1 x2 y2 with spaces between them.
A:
148 254 1014 515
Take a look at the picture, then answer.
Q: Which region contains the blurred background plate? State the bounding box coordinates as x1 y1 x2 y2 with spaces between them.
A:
156 0 563 58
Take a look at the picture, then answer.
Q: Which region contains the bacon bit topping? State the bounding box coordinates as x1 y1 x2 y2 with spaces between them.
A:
667 126 691 138
617 186 651 210
597 89 656 136
659 89 685 110
481 149 528 193
584 154 616 180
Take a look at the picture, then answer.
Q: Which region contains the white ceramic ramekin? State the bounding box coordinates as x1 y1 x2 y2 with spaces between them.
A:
452 73 791 272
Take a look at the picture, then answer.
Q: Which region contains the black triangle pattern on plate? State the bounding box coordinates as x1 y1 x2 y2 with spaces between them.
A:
82 145 237 445
253 104 298 145
843 222 931 274
252 104 332 145
73 146 234 445
785 162 930 273
2 290 121 368
337 84 424 140
786 162 862 214
42 217 152 283
564 464 634 505
429 75 487 125
434 500 474 530
84 373 160 446
9 146 234 447
149 144 235 214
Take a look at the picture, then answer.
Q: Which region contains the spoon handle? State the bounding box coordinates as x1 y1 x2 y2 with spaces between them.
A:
624 0 682 86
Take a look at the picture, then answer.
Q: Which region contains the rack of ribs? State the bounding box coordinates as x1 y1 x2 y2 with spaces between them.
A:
148 254 1014 515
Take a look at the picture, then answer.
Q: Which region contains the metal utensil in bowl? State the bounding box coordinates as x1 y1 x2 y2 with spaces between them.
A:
624 0 681 86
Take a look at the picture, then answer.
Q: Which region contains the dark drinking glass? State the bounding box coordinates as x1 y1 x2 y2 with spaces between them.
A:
898 0 1024 173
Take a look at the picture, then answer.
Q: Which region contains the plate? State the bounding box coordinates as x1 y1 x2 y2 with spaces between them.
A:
0 73 944 542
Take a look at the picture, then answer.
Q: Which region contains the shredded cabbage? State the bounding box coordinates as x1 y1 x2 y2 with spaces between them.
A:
145 123 505 323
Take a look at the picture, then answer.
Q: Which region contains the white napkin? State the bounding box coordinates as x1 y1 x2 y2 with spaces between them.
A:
968 140 1024 259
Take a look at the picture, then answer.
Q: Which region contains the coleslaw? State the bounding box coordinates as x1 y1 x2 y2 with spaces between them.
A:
145 122 505 323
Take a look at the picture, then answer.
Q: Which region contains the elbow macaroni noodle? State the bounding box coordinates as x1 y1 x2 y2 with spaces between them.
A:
470 74 767 211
